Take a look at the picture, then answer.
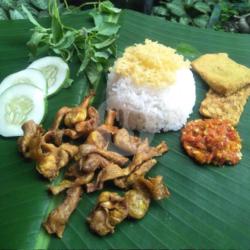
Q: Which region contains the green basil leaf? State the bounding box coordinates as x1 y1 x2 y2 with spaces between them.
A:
50 1 64 43
30 0 48 11
0 7 8 20
194 2 211 14
22 4 43 28
93 37 117 49
193 14 209 28
89 10 103 27
103 13 120 23
54 31 76 50
9 9 25 20
27 30 49 56
78 53 90 74
98 23 120 36
92 51 110 63
99 1 121 14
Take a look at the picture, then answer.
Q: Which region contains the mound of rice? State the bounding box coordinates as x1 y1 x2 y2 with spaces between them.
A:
106 40 196 133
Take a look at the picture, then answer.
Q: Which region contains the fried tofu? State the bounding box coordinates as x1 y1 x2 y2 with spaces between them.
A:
200 85 250 126
192 53 250 96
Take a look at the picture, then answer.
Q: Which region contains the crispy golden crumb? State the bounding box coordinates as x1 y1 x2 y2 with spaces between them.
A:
199 85 250 125
192 53 250 96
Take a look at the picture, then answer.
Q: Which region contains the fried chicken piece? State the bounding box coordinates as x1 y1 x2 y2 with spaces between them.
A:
78 144 129 166
114 128 142 154
192 53 250 96
134 176 170 200
125 189 150 219
49 172 94 195
43 186 82 238
181 119 242 166
87 191 128 236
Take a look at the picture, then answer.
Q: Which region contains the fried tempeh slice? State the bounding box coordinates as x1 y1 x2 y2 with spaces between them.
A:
43 186 82 238
199 86 250 126
192 53 250 96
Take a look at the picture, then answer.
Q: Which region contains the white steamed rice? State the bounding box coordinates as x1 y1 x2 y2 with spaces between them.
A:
106 68 196 133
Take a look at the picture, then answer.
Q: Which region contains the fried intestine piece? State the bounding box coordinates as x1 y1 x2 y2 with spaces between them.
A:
49 172 94 195
134 176 170 200
36 142 79 180
43 186 82 238
18 120 45 158
124 189 150 219
114 141 168 189
78 144 129 166
19 120 79 180
87 191 128 236
114 159 157 189
114 128 142 155
50 92 98 139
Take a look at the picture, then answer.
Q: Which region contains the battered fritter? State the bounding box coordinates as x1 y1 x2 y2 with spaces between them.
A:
192 53 250 96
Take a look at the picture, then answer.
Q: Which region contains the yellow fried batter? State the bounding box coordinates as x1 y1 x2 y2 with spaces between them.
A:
192 53 250 96
200 85 250 126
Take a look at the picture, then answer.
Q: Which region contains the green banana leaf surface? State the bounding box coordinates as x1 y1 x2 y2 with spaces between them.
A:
0 10 250 249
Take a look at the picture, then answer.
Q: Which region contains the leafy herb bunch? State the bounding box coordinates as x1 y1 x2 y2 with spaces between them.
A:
153 0 250 32
23 0 121 89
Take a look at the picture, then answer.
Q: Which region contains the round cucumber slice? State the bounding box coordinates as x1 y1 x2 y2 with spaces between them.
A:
0 68 47 96
0 84 46 137
28 56 69 96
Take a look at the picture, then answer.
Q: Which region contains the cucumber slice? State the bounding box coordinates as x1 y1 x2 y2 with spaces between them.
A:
0 84 46 137
28 56 69 96
0 68 47 96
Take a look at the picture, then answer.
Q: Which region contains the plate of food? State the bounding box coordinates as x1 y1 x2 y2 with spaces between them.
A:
0 1 250 249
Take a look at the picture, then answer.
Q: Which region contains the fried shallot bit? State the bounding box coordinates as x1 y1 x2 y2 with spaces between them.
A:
43 186 82 238
78 144 129 166
134 176 170 200
49 172 94 195
114 128 142 154
125 189 150 219
87 191 128 236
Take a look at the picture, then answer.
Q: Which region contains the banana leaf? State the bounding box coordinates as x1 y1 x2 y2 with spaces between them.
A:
0 10 250 249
